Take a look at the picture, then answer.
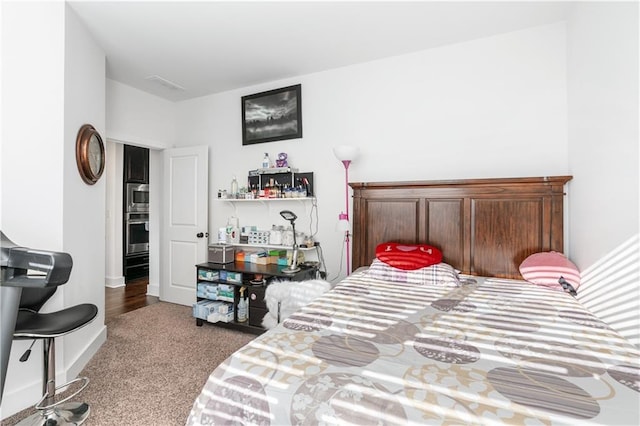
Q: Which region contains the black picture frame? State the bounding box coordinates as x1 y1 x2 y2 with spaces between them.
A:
242 84 302 145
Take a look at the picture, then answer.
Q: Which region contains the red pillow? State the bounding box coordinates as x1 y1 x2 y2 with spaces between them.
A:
519 251 580 293
375 242 442 270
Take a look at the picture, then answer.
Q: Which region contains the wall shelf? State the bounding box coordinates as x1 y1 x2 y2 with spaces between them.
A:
228 243 318 251
214 197 316 203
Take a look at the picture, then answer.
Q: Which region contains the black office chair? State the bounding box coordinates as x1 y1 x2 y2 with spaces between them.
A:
1 232 98 425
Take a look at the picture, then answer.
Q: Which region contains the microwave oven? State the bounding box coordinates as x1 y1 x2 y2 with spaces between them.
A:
126 183 149 213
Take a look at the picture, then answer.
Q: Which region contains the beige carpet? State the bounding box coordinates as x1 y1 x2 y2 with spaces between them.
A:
3 302 256 425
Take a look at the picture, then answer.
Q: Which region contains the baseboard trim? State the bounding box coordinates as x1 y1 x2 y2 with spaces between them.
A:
147 282 160 297
0 375 40 420
105 275 125 288
67 324 107 379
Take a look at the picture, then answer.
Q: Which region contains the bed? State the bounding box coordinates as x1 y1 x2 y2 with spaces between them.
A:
187 176 640 425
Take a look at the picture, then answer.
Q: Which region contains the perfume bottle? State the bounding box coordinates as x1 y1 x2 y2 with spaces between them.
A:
230 176 238 197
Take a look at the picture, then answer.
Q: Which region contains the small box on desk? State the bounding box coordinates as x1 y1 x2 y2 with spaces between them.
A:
277 257 289 266
248 251 268 264
208 244 235 264
254 256 278 265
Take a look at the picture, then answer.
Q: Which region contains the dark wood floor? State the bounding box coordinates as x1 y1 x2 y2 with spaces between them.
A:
105 277 159 322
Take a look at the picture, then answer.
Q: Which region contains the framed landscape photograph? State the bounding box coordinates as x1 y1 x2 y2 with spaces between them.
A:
242 84 302 145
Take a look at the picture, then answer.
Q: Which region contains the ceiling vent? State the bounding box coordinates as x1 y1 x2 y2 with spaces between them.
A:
144 75 185 91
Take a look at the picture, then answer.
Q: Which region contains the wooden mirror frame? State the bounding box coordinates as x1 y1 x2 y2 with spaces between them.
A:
75 124 105 185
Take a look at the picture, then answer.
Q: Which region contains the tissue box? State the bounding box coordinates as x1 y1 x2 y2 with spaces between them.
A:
208 244 235 264
198 269 219 281
217 284 235 301
207 309 234 323
207 300 234 323
193 300 225 320
226 272 242 284
197 283 218 299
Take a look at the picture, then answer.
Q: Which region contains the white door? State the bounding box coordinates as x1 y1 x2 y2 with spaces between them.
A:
161 146 208 306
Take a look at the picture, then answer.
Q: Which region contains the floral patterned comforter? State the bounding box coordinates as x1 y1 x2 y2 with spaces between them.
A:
187 271 640 425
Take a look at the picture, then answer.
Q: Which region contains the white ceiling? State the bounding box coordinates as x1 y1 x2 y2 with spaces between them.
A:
68 1 573 102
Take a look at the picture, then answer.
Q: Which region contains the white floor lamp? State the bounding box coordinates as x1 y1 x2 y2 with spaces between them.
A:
333 145 359 275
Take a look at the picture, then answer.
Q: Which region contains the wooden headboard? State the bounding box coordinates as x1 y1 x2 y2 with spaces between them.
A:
350 176 572 279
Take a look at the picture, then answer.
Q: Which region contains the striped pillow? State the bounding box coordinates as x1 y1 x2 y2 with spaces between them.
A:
519 251 580 293
365 258 460 287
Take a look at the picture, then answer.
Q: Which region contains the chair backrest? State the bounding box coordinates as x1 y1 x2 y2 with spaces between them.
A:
19 287 57 312
264 279 333 319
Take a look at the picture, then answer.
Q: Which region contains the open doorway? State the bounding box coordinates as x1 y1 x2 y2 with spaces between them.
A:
123 145 150 282
105 140 161 311
105 277 158 322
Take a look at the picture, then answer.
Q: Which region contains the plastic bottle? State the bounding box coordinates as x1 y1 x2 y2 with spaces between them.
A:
226 216 240 244
230 175 238 197
262 153 270 169
237 287 248 322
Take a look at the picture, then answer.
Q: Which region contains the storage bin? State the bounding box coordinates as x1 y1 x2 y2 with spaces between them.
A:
208 244 235 264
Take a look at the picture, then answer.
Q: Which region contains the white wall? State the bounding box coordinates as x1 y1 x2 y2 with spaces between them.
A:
106 79 176 149
175 22 569 281
1 2 65 250
1 2 107 418
1 3 67 415
62 0 108 380
0 3 64 417
566 2 639 268
566 2 639 345
105 79 175 294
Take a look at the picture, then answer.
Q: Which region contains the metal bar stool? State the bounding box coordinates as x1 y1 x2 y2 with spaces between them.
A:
1 232 97 426
14 288 98 425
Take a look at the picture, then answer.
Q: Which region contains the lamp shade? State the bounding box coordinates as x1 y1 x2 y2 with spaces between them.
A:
333 145 359 162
